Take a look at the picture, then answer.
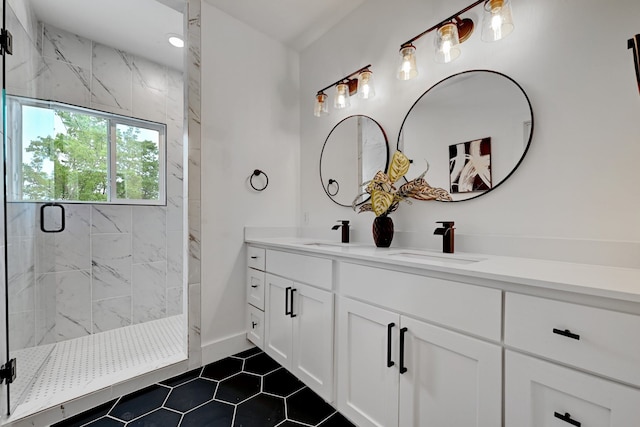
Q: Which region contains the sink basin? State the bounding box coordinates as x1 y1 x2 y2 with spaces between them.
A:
386 250 485 265
302 242 346 248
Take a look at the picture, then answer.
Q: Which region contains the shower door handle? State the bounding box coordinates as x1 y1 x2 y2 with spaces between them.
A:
40 203 66 233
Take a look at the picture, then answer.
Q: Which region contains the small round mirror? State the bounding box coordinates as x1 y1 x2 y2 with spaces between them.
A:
398 70 533 201
320 115 389 207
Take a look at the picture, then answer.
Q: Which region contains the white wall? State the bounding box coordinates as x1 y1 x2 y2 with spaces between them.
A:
300 0 640 263
200 3 300 354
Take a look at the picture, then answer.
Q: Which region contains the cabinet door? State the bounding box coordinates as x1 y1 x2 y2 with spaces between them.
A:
505 350 640 427
399 316 502 427
264 274 293 367
337 297 400 427
291 283 334 402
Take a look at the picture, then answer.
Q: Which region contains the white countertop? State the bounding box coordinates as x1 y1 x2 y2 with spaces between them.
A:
245 236 640 304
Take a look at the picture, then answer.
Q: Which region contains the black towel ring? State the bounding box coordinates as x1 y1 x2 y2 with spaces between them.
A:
326 179 339 197
250 169 269 191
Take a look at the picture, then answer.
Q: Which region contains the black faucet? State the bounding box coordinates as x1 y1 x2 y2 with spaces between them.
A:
433 221 455 253
332 220 350 243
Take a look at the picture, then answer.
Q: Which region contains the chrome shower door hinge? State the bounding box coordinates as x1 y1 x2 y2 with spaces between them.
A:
0 358 16 385
1 28 13 55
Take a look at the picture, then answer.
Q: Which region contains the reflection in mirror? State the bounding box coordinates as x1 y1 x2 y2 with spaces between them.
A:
398 70 533 201
3 0 187 416
320 115 389 207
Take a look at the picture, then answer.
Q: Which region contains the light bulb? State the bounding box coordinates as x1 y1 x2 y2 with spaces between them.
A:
334 83 350 109
357 70 376 99
481 0 514 42
313 92 329 117
397 44 418 81
435 22 461 63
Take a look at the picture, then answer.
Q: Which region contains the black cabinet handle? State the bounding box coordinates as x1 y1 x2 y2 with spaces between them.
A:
250 256 258 259
285 287 292 316
251 321 258 328
290 289 297 318
387 323 395 367
251 284 259 288
399 327 408 374
553 328 580 340
554 412 581 427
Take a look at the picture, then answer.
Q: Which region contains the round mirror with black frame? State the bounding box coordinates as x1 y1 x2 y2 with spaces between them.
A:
397 69 534 202
320 115 389 207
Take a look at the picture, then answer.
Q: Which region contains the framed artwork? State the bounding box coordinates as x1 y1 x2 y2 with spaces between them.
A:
449 137 492 193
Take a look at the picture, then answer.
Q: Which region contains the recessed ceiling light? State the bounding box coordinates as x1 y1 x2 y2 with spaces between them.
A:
168 35 184 48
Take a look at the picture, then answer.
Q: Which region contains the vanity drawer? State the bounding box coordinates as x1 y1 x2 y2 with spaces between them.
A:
505 350 640 426
247 246 266 271
266 250 332 290
247 268 265 310
339 262 502 341
505 292 640 386
247 304 264 348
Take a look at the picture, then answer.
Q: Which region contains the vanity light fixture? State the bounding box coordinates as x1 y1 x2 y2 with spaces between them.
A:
314 64 374 117
396 0 515 80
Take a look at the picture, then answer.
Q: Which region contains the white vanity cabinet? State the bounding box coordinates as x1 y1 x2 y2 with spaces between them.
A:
245 247 266 347
504 292 640 426
337 263 503 427
253 249 335 402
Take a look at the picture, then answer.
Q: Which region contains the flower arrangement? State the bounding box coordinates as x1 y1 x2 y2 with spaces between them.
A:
352 151 452 217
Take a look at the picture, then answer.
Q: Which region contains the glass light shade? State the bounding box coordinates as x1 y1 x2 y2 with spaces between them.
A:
434 22 461 63
481 0 514 42
314 92 329 117
357 70 376 99
334 83 350 109
397 45 418 80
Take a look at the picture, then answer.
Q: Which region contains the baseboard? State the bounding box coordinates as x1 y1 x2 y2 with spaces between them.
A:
201 332 254 365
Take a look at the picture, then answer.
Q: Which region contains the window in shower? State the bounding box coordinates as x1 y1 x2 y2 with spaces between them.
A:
6 95 166 205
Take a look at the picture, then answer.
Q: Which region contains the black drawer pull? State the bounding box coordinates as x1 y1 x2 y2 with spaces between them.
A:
387 323 395 368
290 289 297 318
251 284 259 288
554 412 581 427
553 328 580 340
250 256 258 259
251 321 258 328
399 327 408 374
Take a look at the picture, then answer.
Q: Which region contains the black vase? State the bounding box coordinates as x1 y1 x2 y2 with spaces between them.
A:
372 216 394 248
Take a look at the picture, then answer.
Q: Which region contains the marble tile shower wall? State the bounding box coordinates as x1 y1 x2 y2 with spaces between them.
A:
5 13 185 350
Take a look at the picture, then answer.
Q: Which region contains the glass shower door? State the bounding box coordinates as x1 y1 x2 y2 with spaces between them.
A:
1 0 10 415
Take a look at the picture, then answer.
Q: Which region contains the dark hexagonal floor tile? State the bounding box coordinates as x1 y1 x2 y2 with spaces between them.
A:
263 368 304 397
165 378 217 412
318 412 357 426
234 394 285 427
52 400 117 427
108 385 171 422
287 387 335 425
276 421 307 427
181 400 235 427
126 409 181 427
243 352 280 375
233 347 262 359
83 418 124 427
201 357 244 381
160 367 202 387
216 373 261 404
